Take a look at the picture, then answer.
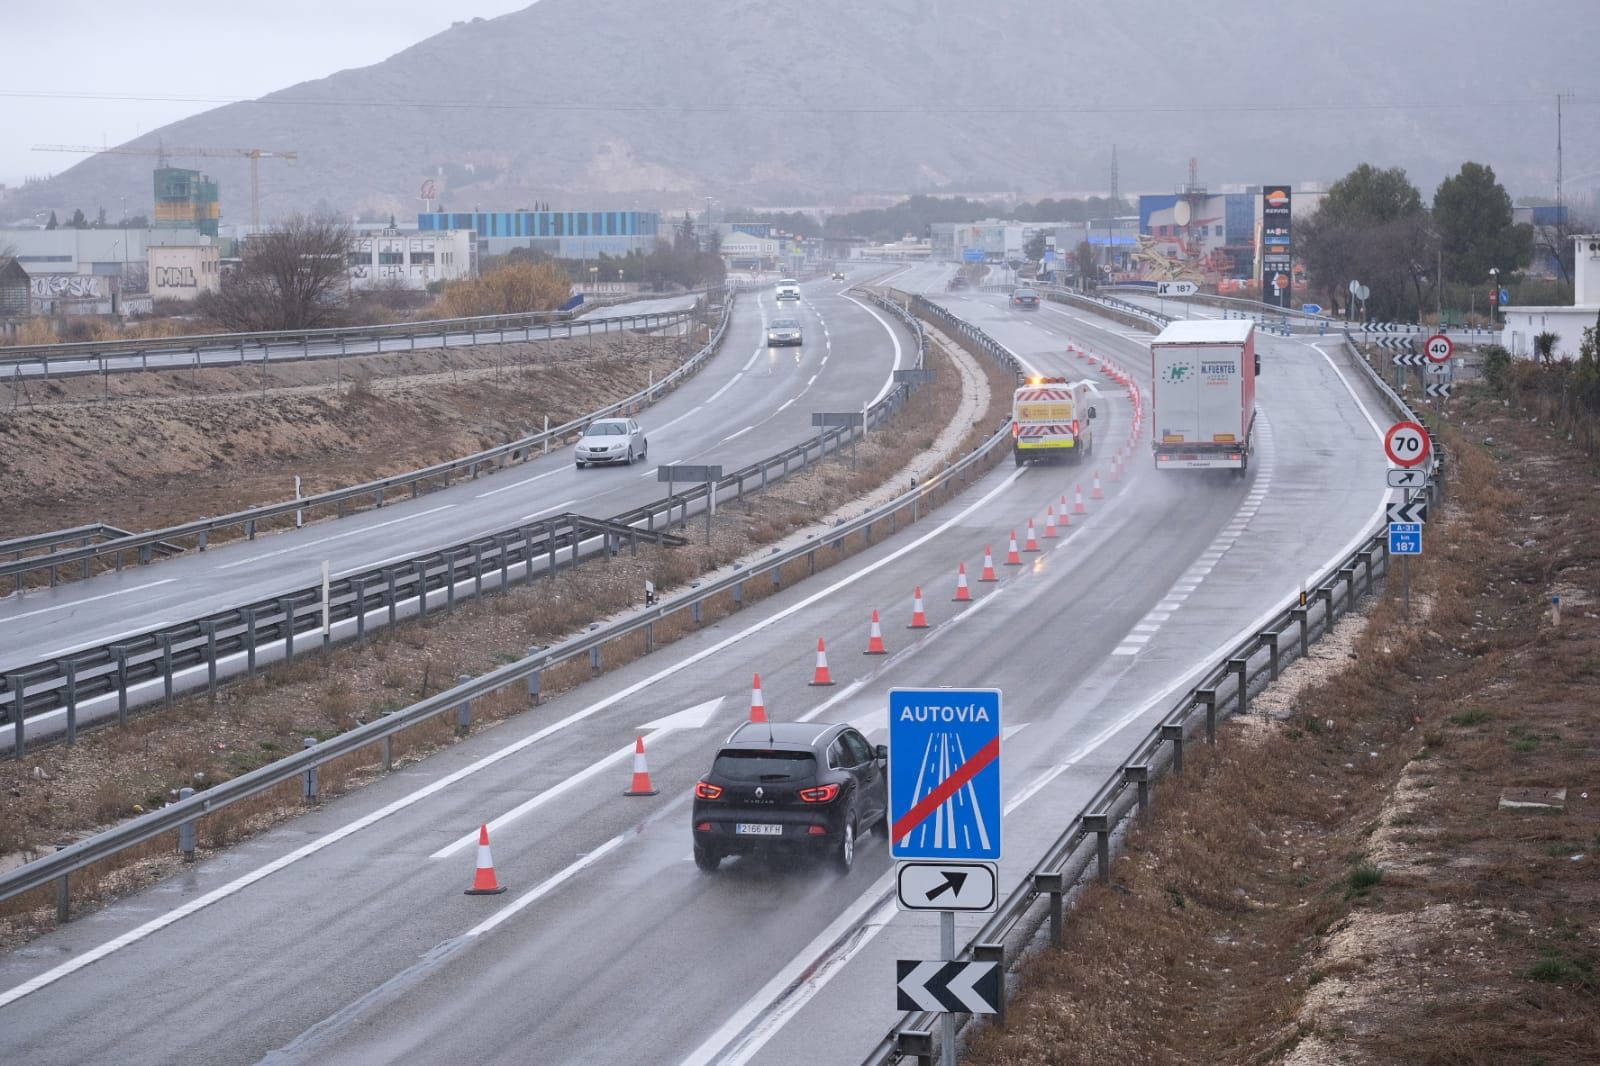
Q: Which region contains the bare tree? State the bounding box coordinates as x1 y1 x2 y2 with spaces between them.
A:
202 215 352 332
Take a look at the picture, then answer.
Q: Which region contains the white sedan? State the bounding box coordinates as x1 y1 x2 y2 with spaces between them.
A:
575 418 648 467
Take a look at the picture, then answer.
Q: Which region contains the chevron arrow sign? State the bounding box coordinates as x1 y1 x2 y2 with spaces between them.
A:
1424 382 1453 398
1386 499 1428 525
1392 353 1426 366
1379 336 1416 351
896 960 1001 1014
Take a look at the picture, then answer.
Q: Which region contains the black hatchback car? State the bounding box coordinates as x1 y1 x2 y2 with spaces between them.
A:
691 721 888 873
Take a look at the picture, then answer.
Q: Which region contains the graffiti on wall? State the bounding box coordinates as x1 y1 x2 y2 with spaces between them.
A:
156 266 198 289
30 275 104 298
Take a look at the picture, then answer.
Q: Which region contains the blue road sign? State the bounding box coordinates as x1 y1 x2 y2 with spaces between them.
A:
962 248 985 263
1301 303 1322 315
1389 522 1422 555
888 688 1002 860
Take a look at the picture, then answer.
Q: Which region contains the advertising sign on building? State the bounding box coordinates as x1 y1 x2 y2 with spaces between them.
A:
1260 185 1292 310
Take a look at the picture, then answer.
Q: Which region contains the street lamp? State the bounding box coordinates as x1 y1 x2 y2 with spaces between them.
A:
1488 267 1500 326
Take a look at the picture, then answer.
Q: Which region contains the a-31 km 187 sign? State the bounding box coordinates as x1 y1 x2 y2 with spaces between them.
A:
887 688 1002 861
1384 420 1431 468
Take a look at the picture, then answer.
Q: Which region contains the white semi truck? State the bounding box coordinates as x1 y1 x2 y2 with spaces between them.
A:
1149 319 1259 475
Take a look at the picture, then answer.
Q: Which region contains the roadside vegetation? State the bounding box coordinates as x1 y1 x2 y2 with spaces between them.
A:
963 374 1599 1064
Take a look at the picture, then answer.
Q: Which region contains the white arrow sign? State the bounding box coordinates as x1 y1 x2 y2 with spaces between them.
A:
1387 500 1428 525
1156 280 1198 297
1387 469 1426 489
897 860 999 912
895 960 1001 1014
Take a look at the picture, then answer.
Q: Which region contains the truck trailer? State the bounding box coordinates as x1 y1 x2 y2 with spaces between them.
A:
1149 319 1259 474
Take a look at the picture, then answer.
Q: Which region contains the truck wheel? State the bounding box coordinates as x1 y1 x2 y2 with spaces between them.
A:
1013 450 1024 467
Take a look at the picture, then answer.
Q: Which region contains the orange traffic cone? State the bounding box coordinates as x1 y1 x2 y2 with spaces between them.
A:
1110 453 1123 482
1058 494 1072 527
908 587 929 629
749 673 768 722
1091 470 1105 499
1024 518 1039 552
1005 531 1022 566
1044 505 1059 538
979 546 998 582
865 610 888 654
464 824 507 895
624 735 659 796
809 637 836 686
953 562 972 601
1073 485 1088 515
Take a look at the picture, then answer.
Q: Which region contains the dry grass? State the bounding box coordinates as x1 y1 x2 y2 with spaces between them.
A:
0 317 1017 946
964 385 1600 1066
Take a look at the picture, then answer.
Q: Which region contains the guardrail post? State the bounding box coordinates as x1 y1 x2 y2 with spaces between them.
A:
159 633 176 705
1124 764 1151 819
894 1027 935 1065
1225 658 1248 721
527 653 542 706
644 620 655 654
112 645 131 725
1192 688 1217 744
178 787 197 861
1340 566 1357 611
692 590 703 625
8 674 25 756
55 843 70 924
1083 813 1112 883
590 643 603 676
245 519 256 541
771 563 781 592
974 941 1006 1021
303 737 319 805
202 622 219 698
1262 631 1282 680
1034 870 1067 946
1318 585 1336 627
445 555 458 614
546 521 558 582
1291 606 1309 659
1358 549 1376 595
733 579 743 609
279 598 296 663
1161 723 1185 774
471 544 484 598
456 674 473 736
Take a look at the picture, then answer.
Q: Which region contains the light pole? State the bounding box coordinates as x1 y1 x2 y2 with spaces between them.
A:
1488 267 1500 326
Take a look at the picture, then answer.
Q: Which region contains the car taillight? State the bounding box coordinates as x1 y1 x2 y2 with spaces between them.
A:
695 821 713 832
1011 421 1020 438
695 781 723 800
807 826 827 835
799 783 840 803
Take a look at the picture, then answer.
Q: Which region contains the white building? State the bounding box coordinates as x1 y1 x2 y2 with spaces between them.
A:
149 245 220 302
1500 235 1600 360
346 229 476 291
1 226 209 313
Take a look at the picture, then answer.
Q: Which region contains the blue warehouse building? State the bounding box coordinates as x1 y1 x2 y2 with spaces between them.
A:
418 210 661 259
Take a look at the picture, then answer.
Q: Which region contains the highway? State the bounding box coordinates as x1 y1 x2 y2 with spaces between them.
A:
0 269 910 717
0 267 1401 1063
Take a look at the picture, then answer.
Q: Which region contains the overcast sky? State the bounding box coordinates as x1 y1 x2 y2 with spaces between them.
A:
2 1 534 186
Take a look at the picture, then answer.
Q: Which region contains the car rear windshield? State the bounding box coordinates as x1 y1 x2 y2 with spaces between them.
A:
712 750 816 782
586 423 627 436
771 319 799 329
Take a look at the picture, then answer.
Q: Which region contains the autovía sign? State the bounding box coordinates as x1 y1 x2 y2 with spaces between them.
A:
888 688 1002 860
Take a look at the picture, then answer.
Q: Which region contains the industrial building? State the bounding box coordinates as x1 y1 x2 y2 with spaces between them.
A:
0 226 209 315
347 228 477 291
153 167 221 238
417 209 660 259
149 244 221 302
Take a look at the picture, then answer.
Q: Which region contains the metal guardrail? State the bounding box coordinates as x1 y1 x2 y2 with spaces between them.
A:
0 293 726 592
0 292 693 376
0 289 1012 918
0 289 931 744
862 296 1444 1066
0 523 182 579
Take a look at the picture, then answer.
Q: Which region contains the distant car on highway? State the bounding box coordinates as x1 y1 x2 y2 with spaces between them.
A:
1010 288 1040 310
691 721 888 872
766 317 803 347
947 275 970 291
574 417 647 467
830 270 845 281
776 278 801 301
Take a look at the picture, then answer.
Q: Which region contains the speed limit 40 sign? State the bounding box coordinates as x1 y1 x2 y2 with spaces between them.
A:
1385 421 1431 468
1424 334 1454 363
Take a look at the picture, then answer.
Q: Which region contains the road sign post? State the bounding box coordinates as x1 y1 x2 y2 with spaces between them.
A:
657 464 722 544
813 411 865 469
889 687 1002 1065
1383 421 1431 469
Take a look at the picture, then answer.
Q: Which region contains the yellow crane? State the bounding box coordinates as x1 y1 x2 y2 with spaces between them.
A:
33 143 299 229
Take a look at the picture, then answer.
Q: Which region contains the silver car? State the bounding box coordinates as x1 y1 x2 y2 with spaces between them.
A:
766 317 803 347
575 418 647 467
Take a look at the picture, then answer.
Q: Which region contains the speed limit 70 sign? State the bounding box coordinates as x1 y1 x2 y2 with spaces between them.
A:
1424 334 1454 363
1384 421 1431 468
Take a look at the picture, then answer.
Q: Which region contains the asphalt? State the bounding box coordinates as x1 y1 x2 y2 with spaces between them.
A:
0 266 1402 1065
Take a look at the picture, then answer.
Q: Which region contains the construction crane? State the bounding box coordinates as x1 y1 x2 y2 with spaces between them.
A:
33 143 299 228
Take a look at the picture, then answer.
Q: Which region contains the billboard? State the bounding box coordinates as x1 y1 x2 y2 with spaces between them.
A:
1260 185 1292 309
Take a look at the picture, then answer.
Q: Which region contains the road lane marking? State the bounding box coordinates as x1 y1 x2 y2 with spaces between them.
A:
518 500 577 521
721 426 754 443
212 505 455 570
0 579 177 625
466 836 628 937
473 467 564 498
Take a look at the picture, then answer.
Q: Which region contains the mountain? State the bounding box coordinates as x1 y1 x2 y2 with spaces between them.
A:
12 0 1598 223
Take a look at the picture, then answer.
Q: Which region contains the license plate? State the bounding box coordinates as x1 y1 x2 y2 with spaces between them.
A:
735 823 782 836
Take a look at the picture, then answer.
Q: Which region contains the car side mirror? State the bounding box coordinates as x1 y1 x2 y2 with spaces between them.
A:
1254 354 1261 376
875 744 888 761
1087 405 1097 420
